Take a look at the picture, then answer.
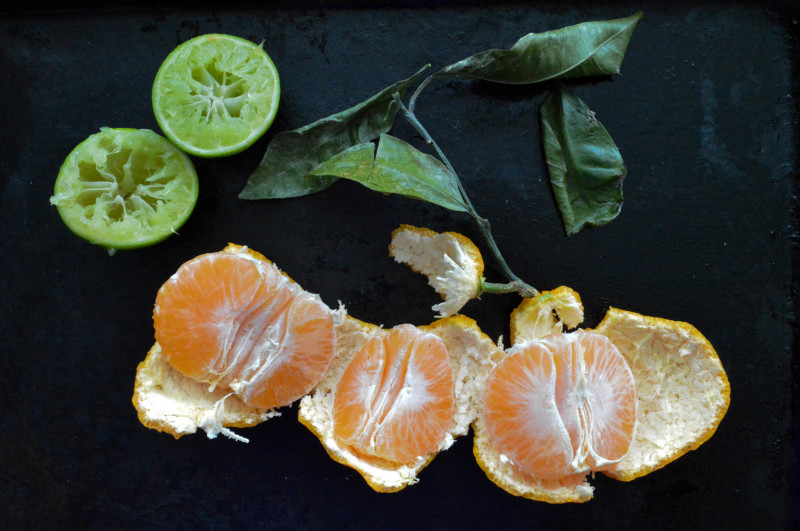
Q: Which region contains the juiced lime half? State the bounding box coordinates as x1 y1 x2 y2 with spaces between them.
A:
152 33 280 157
50 128 199 251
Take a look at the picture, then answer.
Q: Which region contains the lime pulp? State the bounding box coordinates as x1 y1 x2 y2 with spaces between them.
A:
152 33 280 157
50 128 199 251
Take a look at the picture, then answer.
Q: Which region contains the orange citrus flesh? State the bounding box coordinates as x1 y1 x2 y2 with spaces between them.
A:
482 330 636 480
332 324 456 464
153 249 336 410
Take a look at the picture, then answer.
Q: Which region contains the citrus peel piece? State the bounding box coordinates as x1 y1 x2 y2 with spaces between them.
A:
510 286 584 345
389 224 484 317
152 244 336 411
132 342 278 440
480 297 730 502
593 307 731 481
134 243 335 440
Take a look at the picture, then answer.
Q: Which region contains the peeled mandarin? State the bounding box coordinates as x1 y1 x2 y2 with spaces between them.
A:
333 324 456 464
153 249 336 410
482 330 637 480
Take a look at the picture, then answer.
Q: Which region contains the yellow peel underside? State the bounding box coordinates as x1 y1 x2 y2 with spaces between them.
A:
509 286 584 345
388 224 485 317
389 224 485 279
594 307 731 481
132 343 276 439
133 243 302 439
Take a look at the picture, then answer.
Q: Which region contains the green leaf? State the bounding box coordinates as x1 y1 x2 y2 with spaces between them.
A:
306 142 376 182
309 135 469 213
369 134 469 212
541 86 626 236
239 65 429 199
438 12 642 84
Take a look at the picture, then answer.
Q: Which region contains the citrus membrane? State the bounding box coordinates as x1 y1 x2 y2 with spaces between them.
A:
152 33 280 157
50 128 199 251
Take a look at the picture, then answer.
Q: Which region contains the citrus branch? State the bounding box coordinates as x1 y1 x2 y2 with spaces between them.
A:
392 93 538 299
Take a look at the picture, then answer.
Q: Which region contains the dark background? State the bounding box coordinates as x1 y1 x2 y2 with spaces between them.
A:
1 1 797 529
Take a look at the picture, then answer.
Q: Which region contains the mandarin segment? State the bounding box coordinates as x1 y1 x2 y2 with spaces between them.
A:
153 252 269 380
332 324 456 464
483 345 574 479
481 331 637 483
153 247 336 410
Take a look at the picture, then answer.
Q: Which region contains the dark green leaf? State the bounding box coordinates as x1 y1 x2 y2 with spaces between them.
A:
368 134 469 212
239 65 429 199
309 135 469 213
541 86 626 236
306 142 375 182
438 12 642 84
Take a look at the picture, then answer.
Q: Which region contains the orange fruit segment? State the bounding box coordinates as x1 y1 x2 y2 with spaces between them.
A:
152 245 336 410
299 314 502 492
332 324 456 464
594 308 731 481
482 331 637 481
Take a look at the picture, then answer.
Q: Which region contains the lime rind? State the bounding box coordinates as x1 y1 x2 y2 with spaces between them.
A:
152 34 280 157
51 128 199 250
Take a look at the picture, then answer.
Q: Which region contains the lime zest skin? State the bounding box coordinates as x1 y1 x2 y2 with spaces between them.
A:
50 128 199 251
152 34 281 157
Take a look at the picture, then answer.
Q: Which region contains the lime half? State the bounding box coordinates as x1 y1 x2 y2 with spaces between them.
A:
50 128 199 251
152 33 280 157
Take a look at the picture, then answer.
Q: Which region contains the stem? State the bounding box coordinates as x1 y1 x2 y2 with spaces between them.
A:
393 93 474 211
475 217 538 297
408 74 435 114
392 93 538 299
481 280 522 295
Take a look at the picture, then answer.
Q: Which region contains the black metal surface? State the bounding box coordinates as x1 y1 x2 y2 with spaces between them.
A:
1 2 797 529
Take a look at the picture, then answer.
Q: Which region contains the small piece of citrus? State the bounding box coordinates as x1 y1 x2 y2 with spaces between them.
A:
132 342 279 441
152 33 280 157
509 286 584 344
50 128 198 251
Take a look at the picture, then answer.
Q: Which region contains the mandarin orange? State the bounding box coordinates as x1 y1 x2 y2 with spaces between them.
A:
332 324 456 464
153 248 336 410
482 330 636 480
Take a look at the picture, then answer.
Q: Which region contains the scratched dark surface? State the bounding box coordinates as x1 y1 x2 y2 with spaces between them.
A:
1 1 797 529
